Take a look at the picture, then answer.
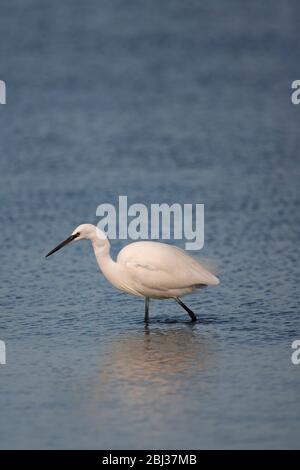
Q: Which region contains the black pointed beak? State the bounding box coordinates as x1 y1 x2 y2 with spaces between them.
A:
45 234 77 258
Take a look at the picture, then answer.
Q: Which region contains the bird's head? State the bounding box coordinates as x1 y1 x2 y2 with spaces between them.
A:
45 224 106 258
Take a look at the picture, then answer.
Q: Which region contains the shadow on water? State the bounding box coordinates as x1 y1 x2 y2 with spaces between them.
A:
94 325 215 407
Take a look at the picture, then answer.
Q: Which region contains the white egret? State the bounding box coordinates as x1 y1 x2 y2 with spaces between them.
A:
46 224 220 322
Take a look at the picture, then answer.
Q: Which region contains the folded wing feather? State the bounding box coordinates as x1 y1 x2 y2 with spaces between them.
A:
117 241 219 291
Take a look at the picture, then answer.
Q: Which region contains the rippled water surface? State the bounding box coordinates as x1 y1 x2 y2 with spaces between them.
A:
0 0 300 449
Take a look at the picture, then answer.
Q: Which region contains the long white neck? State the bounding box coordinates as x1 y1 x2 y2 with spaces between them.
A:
89 228 124 291
89 228 113 269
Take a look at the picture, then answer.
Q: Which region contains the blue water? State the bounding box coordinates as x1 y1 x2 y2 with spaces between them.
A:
0 0 300 449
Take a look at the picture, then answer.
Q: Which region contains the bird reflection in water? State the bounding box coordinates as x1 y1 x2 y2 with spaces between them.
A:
96 325 214 407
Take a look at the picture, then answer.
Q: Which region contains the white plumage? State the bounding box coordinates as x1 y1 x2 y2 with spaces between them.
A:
117 241 219 297
46 224 220 322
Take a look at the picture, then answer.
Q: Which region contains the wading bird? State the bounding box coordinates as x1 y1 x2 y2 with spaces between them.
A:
46 224 219 322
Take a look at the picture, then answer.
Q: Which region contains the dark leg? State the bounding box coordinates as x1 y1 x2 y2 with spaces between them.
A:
175 297 197 322
144 297 150 323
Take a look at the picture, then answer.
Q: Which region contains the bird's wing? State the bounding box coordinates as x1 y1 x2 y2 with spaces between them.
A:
117 241 219 292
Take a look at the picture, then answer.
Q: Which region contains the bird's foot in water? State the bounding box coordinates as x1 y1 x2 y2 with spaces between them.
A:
175 297 197 322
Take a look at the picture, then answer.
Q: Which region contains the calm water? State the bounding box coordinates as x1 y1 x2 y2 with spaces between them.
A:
0 0 300 449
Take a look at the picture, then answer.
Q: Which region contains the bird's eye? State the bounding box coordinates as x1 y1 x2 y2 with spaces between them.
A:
72 232 80 239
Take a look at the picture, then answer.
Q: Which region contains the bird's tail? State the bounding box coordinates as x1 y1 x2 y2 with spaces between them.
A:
198 257 219 275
